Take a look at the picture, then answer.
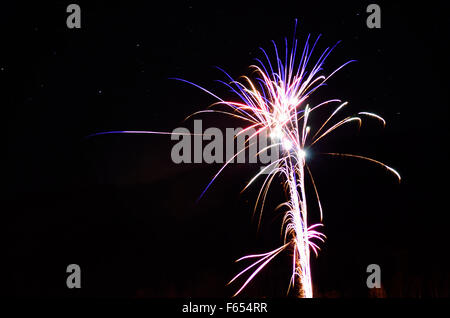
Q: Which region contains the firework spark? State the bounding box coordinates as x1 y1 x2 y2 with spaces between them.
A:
173 23 400 298
89 21 400 298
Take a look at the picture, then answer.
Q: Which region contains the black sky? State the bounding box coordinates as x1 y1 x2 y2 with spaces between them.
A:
2 1 449 297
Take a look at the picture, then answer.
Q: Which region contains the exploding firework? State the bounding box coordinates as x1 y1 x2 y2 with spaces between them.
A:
172 23 400 298
90 22 400 298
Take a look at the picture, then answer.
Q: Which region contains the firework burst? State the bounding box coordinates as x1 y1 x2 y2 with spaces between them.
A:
174 22 400 298
89 21 400 298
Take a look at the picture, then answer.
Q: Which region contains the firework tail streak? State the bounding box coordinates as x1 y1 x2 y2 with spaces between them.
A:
88 21 400 298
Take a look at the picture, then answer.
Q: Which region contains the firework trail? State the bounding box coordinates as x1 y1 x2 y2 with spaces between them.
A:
89 22 400 298
173 24 400 298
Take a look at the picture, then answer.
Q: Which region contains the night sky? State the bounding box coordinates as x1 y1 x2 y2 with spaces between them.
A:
2 1 449 297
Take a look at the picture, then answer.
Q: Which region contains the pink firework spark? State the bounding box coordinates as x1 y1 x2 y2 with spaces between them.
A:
174 22 400 298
